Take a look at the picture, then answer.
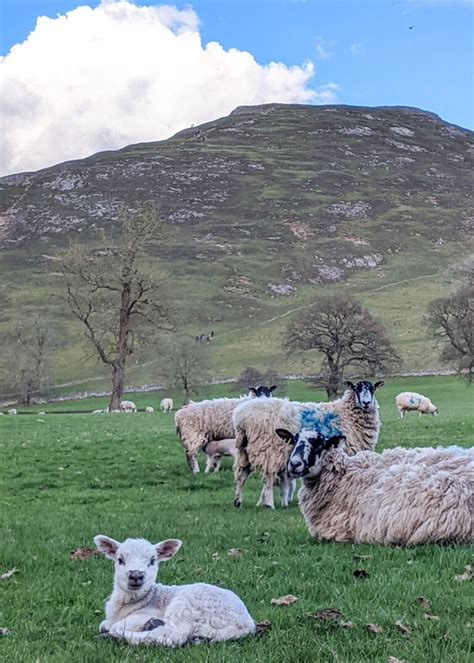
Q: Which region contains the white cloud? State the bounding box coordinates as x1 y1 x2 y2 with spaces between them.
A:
314 36 336 60
350 42 364 56
0 1 332 176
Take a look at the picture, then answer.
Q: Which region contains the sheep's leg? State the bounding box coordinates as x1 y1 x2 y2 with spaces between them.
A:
186 451 200 474
212 455 222 472
288 478 297 503
234 465 251 508
278 472 291 508
204 455 213 474
257 477 275 509
108 622 191 647
398 408 404 419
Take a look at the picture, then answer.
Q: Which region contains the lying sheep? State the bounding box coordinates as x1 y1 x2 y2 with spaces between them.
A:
160 398 174 412
279 428 474 545
94 534 255 647
202 438 237 473
396 392 438 418
175 386 277 474
146 406 155 413
120 400 137 413
8 408 17 416
92 409 104 414
233 380 384 509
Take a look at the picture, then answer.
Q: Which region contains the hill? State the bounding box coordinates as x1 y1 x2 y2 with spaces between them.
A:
0 103 473 392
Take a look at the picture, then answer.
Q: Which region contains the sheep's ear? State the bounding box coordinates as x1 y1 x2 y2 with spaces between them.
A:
374 381 384 390
269 385 277 393
94 535 121 559
324 434 346 449
248 387 257 397
344 381 355 390
275 428 295 444
155 539 182 562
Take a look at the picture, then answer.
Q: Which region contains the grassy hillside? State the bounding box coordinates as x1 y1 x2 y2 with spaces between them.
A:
0 376 472 662
0 104 473 393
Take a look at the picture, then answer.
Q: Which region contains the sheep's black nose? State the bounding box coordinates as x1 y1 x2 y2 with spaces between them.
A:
289 458 303 471
128 570 145 582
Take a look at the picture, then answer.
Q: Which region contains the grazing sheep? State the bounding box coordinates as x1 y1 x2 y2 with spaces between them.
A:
94 535 255 647
396 392 439 418
146 406 155 413
279 428 474 545
233 380 384 509
8 408 17 416
120 400 137 413
160 398 174 412
92 409 103 414
202 438 237 473
175 386 277 474
38 411 46 415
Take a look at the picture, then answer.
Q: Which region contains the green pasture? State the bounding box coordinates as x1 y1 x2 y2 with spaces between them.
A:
0 376 473 662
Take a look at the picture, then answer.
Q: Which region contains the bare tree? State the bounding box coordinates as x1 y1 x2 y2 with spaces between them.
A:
158 335 209 401
284 296 399 399
61 206 173 410
427 284 474 383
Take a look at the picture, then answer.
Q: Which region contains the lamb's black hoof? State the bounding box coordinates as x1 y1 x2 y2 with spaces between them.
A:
141 618 165 631
234 498 241 508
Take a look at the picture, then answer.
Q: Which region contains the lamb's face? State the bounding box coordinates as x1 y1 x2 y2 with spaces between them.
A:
276 429 346 478
94 535 182 593
345 380 384 411
248 385 277 398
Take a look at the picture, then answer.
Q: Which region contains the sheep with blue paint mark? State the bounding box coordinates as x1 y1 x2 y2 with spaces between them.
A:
396 391 438 418
232 380 384 509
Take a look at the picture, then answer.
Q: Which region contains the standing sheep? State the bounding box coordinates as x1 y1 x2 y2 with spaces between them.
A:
94 534 255 647
396 392 438 418
8 408 17 416
233 380 384 509
146 406 155 413
160 398 174 412
202 438 237 473
279 428 473 545
175 386 277 474
120 400 137 413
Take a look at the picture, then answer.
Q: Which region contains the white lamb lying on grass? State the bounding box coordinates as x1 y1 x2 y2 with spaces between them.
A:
94 535 255 647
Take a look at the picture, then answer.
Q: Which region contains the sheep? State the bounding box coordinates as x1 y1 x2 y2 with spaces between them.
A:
120 400 137 413
38 411 46 416
175 385 277 474
202 438 237 473
146 406 155 413
94 534 255 647
278 428 474 545
233 380 384 509
8 408 17 416
92 409 103 414
160 398 174 412
396 391 439 418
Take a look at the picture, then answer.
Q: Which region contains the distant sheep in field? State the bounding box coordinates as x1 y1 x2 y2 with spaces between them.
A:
280 428 473 545
202 438 237 473
38 411 46 416
94 534 255 647
120 400 137 413
160 398 174 412
233 380 384 509
396 392 438 418
175 386 277 474
146 406 155 413
0 412 4 416
92 409 104 414
8 408 17 416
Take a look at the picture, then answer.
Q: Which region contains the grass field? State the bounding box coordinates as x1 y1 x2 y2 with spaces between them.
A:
0 376 473 662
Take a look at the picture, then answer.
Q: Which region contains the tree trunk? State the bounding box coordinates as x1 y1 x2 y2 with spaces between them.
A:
109 283 131 411
325 369 340 400
109 362 125 411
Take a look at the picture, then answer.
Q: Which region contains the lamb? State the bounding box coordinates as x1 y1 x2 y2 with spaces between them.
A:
160 398 174 412
94 534 255 647
92 409 104 414
175 385 277 474
8 408 17 416
233 380 384 509
120 400 137 413
202 438 237 473
146 406 155 413
279 428 474 545
396 391 439 418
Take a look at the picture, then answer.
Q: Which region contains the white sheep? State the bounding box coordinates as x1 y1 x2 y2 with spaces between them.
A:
146 406 155 413
233 380 384 509
0 412 4 416
94 535 255 647
396 391 439 418
160 398 174 412
120 400 137 413
175 386 277 474
38 411 46 416
202 438 237 473
8 408 17 416
92 409 104 414
279 428 474 545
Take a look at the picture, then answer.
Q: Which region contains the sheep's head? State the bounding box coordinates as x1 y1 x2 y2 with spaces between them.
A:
248 385 277 398
345 380 384 411
94 535 182 594
276 428 346 478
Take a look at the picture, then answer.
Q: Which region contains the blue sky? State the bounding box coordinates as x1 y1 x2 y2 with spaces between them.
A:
0 1 472 174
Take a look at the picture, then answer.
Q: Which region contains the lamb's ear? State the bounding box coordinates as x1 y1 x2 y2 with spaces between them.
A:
156 539 182 562
94 535 121 559
275 428 295 444
324 434 346 449
373 381 384 390
344 381 355 390
269 385 277 393
248 387 257 397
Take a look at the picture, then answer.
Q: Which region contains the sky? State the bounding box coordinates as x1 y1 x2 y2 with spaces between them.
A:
0 0 472 176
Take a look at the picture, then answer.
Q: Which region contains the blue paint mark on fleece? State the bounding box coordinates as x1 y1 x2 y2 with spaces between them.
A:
299 409 341 437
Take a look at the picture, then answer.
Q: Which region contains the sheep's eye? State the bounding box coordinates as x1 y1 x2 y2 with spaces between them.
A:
149 557 156 566
117 557 125 566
